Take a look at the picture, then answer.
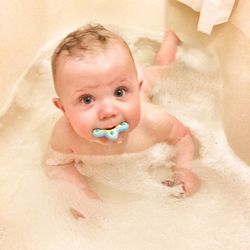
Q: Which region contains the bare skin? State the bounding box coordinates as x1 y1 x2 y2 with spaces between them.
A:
154 30 181 65
46 30 200 200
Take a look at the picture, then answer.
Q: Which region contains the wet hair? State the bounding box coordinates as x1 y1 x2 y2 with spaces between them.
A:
51 23 134 83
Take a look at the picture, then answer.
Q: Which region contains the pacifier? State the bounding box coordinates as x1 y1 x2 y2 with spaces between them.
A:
92 122 129 141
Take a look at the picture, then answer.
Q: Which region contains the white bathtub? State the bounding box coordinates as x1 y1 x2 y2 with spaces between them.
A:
0 1 250 249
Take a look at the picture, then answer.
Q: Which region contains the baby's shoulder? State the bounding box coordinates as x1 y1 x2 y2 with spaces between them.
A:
50 116 74 153
51 116 71 136
140 103 174 139
142 103 172 126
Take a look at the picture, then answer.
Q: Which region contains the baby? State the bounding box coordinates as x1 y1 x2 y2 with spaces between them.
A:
46 23 200 199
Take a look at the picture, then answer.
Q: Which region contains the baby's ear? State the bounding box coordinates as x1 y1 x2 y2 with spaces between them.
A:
135 63 143 88
52 97 65 112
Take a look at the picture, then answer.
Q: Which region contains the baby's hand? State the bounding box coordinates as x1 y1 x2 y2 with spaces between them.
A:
45 164 101 200
162 168 200 197
174 168 200 196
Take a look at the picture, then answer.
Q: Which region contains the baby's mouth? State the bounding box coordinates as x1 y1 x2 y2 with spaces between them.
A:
104 126 116 130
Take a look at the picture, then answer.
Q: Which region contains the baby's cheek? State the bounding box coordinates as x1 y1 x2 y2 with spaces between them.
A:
70 117 92 139
128 102 141 125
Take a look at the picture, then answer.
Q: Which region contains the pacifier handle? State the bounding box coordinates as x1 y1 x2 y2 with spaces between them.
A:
92 122 129 141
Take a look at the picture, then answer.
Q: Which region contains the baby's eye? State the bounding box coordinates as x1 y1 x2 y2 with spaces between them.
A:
114 87 127 97
80 95 94 105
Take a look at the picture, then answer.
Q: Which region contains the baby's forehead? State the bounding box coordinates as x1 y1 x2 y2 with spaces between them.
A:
58 42 131 66
56 52 103 73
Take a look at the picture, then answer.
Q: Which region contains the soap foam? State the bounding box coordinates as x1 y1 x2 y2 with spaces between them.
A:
1 29 250 249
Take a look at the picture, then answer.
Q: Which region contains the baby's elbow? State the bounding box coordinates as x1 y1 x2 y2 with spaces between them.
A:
168 124 191 145
179 132 199 158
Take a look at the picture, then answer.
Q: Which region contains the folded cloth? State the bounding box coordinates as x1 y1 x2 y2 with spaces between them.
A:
178 0 236 34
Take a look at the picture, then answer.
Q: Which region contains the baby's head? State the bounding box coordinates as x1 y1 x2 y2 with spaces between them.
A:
51 24 142 144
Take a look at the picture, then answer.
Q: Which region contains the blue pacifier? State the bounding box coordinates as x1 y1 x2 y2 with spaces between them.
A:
92 122 129 141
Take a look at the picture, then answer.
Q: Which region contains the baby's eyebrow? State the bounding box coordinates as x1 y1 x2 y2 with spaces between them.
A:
72 89 91 98
110 78 132 86
115 78 129 83
72 78 132 96
74 84 99 93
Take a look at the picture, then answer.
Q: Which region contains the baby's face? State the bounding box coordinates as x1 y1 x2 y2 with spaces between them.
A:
55 45 141 144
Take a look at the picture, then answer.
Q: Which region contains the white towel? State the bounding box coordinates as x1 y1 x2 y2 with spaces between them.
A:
178 0 236 34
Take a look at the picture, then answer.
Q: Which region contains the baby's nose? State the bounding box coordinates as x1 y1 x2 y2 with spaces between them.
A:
98 102 118 120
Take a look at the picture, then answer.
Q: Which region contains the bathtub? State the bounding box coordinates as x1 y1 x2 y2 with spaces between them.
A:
0 1 250 249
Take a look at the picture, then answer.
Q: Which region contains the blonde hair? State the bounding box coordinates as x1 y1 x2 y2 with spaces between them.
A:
51 23 133 82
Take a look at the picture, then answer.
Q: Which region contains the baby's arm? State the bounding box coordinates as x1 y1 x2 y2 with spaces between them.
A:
45 119 100 200
45 160 99 200
152 108 200 196
168 120 200 196
166 117 197 166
